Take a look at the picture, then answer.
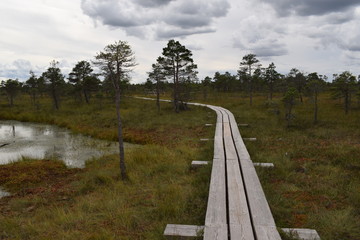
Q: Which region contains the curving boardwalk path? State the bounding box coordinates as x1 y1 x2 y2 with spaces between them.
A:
136 97 281 239
191 102 281 240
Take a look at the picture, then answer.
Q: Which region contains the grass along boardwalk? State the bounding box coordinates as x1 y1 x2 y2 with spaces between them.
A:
149 98 321 240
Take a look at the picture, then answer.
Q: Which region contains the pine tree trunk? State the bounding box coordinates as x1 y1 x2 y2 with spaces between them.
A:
174 65 180 113
84 89 90 104
249 81 253 106
9 95 13 107
52 89 59 110
156 80 160 112
115 84 127 180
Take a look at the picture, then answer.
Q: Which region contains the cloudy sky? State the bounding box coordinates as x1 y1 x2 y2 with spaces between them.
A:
1 0 360 83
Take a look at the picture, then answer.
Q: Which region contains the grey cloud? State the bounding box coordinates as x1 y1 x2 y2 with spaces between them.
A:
340 35 360 52
252 45 288 57
156 27 215 40
124 27 149 39
164 15 211 29
81 0 230 39
261 0 360 17
177 0 229 17
324 11 356 24
163 0 229 29
81 0 151 27
134 0 173 8
232 15 288 57
234 38 288 57
303 14 360 53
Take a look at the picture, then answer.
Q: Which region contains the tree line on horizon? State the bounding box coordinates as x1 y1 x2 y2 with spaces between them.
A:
1 41 359 116
1 39 359 179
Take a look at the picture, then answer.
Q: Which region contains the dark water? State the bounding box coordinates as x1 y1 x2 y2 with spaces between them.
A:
0 120 133 168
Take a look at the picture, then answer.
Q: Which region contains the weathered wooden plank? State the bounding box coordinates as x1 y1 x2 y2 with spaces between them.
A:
239 160 281 239
243 138 257 141
164 224 204 237
254 226 282 240
204 106 228 240
213 123 224 160
227 160 255 240
225 108 281 239
223 122 238 160
191 161 209 168
204 159 227 230
200 138 213 141
223 109 255 239
203 225 228 240
282 228 321 240
253 163 274 168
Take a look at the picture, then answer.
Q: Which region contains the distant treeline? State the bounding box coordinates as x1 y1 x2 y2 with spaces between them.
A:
1 44 359 116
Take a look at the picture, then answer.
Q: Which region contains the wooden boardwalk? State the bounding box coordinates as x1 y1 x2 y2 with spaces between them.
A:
181 102 280 239
136 98 319 239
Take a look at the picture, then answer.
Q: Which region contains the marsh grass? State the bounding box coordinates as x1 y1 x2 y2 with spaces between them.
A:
196 91 360 240
1 92 359 239
0 95 213 239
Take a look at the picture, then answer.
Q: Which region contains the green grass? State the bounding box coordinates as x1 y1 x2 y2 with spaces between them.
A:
1 92 360 239
0 95 214 239
194 91 360 240
1 146 212 239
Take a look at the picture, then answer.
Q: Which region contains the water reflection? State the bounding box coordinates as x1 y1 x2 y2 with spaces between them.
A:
0 120 132 168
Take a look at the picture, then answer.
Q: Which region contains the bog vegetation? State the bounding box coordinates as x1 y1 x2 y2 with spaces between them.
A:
0 39 360 239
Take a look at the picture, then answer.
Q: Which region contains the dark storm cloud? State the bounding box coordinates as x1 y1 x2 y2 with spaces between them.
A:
261 0 360 17
81 0 230 38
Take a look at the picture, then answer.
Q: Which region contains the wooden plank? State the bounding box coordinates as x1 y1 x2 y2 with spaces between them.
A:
226 109 281 239
200 138 213 141
204 159 227 236
243 138 257 141
164 224 204 237
204 106 228 240
203 225 228 240
227 160 254 239
191 161 209 168
239 160 281 239
223 122 238 160
213 123 224 160
223 110 254 239
282 228 321 240
253 162 274 168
